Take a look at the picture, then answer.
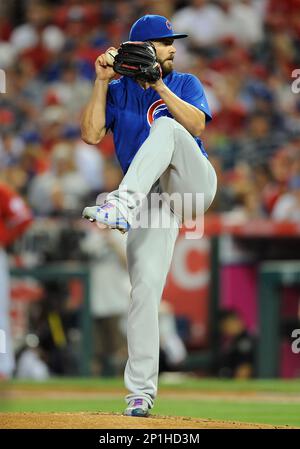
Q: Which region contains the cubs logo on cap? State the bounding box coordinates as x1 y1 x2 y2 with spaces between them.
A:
165 20 172 30
129 15 188 42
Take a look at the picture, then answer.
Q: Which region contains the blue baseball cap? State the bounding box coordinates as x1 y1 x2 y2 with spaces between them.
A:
129 15 188 42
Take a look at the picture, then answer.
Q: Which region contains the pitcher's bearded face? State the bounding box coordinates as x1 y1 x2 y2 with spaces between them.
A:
151 39 176 76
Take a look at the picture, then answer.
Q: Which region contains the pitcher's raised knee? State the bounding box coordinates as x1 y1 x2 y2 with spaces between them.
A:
152 116 191 136
151 116 178 130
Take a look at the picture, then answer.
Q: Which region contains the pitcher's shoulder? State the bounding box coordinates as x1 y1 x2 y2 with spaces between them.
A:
171 71 203 84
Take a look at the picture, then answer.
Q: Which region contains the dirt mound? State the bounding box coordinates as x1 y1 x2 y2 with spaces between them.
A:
0 412 290 429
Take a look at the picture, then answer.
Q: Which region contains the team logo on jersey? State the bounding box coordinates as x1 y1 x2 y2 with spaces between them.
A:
166 20 172 30
147 99 169 126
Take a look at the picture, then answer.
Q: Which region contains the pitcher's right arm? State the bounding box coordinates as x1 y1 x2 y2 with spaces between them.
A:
81 49 117 145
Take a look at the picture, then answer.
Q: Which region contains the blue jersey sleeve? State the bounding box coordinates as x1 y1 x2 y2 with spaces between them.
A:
181 74 212 123
105 83 117 131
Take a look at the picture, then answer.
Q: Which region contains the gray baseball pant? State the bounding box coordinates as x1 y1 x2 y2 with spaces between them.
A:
106 117 217 408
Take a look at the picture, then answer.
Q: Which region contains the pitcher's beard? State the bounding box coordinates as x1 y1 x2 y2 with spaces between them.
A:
160 60 174 77
162 67 173 77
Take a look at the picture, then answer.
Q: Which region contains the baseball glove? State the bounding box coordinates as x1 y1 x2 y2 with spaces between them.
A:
113 41 161 83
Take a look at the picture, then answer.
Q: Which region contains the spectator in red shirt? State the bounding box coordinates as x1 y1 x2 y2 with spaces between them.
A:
0 182 32 378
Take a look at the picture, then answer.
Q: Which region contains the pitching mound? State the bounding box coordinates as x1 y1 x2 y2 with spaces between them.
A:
0 412 290 429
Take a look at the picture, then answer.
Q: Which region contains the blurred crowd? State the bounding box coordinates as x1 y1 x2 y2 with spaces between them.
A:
0 0 300 221
3 0 300 380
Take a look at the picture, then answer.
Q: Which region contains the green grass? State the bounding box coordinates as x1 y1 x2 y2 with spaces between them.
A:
1 377 300 427
6 376 300 393
1 397 300 427
0 398 123 413
160 377 300 393
156 400 300 427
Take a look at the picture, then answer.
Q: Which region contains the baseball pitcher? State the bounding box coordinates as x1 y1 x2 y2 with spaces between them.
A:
81 15 217 417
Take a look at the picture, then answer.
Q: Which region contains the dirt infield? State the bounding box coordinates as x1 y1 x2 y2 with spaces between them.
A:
0 412 291 429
